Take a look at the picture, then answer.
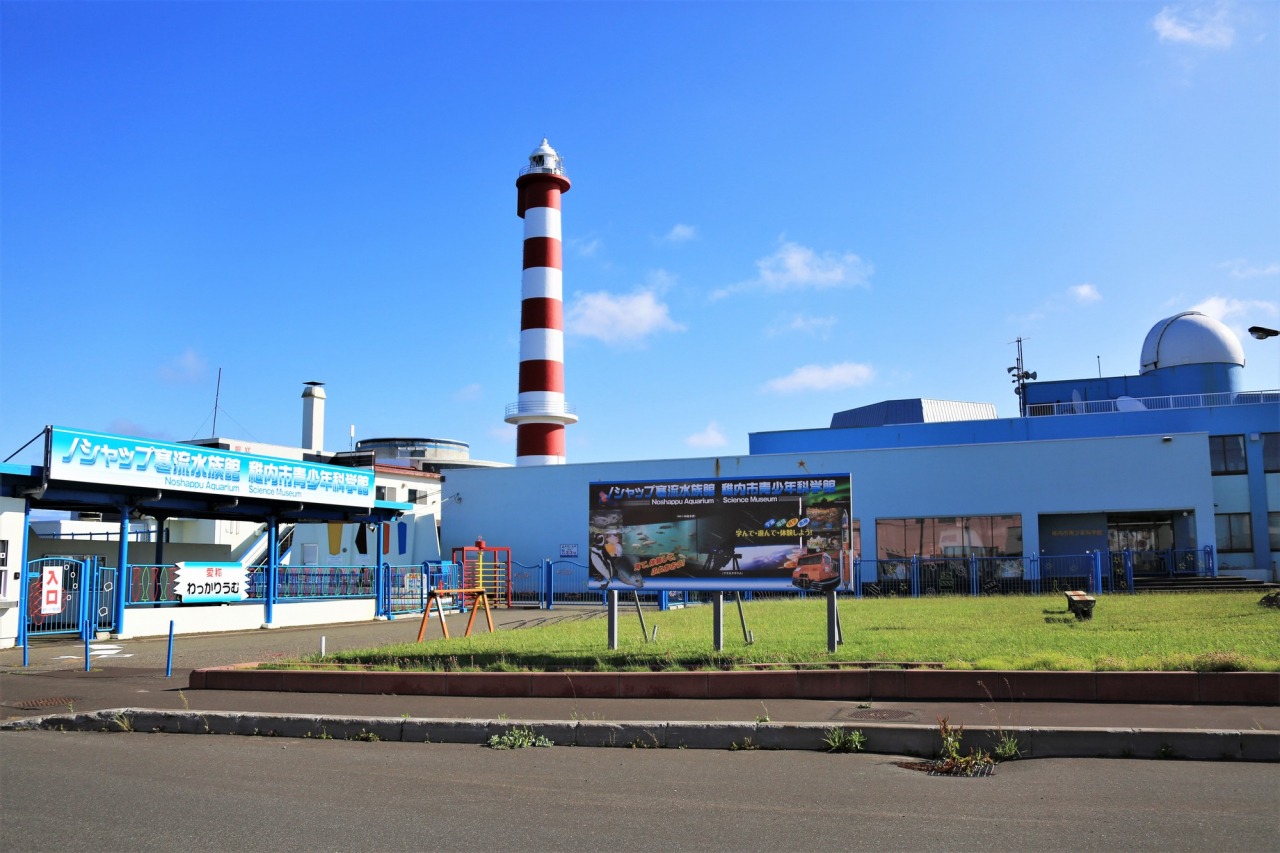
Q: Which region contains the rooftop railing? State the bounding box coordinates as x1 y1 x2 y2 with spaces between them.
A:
1026 389 1278 417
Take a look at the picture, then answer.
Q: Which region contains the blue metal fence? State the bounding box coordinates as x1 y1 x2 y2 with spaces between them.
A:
22 557 116 641
509 560 545 607
381 562 462 616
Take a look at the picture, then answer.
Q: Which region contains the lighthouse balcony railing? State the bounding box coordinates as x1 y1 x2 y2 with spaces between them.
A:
518 164 568 177
505 401 578 419
1026 389 1278 417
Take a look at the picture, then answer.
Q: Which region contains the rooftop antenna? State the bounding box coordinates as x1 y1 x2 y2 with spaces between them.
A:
1006 337 1036 417
212 368 222 436
349 424 355 451
1097 355 1102 379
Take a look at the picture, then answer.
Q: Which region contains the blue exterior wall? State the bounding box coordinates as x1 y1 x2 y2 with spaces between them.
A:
1023 363 1244 408
749 401 1276 455
442 434 1218 583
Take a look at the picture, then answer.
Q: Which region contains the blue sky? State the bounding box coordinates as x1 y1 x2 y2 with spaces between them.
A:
3 1 1277 467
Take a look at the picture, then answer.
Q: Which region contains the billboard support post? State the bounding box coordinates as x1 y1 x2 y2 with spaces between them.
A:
632 591 649 643
607 589 618 650
713 592 724 651
734 592 753 644
826 590 842 653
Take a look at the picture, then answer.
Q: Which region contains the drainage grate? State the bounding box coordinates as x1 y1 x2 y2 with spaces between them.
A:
11 697 79 710
835 707 914 721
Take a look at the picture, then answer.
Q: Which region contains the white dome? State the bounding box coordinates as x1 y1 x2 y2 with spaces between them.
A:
1139 312 1245 374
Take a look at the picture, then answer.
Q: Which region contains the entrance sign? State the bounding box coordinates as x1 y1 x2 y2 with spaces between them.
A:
173 562 249 603
41 565 65 614
588 475 852 591
47 427 374 509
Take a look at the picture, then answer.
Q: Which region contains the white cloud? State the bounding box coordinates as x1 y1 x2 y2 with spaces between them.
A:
713 240 873 299
452 383 483 402
1069 283 1102 304
1153 2 1236 48
158 348 207 383
1221 259 1280 279
570 237 601 258
762 362 875 394
685 421 728 449
663 224 697 243
489 423 517 444
1190 295 1280 323
566 288 685 344
756 241 872 290
766 314 838 339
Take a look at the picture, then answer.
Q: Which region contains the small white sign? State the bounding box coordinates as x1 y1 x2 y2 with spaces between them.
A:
173 562 249 603
559 544 579 558
40 566 65 615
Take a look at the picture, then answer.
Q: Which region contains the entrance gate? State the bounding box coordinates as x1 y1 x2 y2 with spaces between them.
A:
24 557 117 640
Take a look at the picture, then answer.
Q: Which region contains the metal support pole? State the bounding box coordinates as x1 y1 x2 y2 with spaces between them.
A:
153 515 167 596
544 559 554 610
166 620 175 677
16 499 29 658
375 525 385 617
633 591 648 642
112 508 130 636
826 590 839 653
734 592 752 644
607 589 619 650
265 519 278 625
713 592 724 651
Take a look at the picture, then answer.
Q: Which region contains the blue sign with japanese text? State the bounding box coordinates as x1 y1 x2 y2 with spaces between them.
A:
47 426 374 509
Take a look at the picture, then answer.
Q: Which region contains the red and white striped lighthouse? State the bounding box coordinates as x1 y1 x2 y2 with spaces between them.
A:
505 139 576 466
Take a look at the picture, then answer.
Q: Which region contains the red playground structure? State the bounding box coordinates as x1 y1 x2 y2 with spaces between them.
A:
450 537 512 609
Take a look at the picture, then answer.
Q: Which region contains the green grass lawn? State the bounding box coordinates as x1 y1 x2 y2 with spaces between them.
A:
302 592 1280 673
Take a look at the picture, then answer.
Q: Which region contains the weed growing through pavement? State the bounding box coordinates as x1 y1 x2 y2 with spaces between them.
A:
978 679 1021 762
487 725 552 749
933 716 994 776
823 727 867 753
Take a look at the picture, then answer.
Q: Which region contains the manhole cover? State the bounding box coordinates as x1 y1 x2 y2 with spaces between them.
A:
836 707 914 721
11 697 79 710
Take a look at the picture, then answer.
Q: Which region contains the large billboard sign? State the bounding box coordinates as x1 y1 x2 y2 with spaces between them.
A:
47 426 374 509
588 475 852 591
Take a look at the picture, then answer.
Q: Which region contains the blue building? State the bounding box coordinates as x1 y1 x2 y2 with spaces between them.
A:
441 312 1278 589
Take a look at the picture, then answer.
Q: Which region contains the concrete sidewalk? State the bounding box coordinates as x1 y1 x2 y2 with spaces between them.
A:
3 614 1278 760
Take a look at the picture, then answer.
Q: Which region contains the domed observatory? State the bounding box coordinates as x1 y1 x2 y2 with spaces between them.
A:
1022 311 1248 414
1138 311 1245 397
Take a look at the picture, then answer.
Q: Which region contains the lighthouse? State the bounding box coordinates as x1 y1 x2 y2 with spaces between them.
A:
505 139 577 466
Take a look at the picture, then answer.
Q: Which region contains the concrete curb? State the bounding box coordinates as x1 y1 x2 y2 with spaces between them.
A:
3 709 1277 762
190 667 1280 705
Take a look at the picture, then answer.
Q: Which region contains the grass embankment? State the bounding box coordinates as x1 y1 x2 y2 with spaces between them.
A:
279 592 1280 674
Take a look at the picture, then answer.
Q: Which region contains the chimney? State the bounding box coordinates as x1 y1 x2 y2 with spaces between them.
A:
301 381 326 451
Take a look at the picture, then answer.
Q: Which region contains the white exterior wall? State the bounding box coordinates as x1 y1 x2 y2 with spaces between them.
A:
0 497 27 647
119 598 377 639
441 434 1217 574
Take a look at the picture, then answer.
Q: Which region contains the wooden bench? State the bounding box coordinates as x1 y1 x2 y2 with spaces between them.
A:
1064 590 1096 620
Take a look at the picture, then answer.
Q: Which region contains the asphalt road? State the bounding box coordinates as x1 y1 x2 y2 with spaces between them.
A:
4 731 1277 852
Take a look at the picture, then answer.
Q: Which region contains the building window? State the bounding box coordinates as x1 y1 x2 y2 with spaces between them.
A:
1214 513 1252 553
1262 433 1280 473
375 486 388 501
1208 435 1247 475
1269 513 1280 552
876 515 1021 560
